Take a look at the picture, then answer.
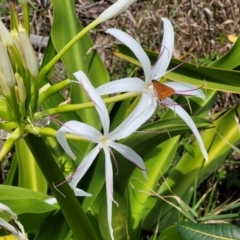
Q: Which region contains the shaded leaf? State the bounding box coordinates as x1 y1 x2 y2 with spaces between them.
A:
177 222 240 240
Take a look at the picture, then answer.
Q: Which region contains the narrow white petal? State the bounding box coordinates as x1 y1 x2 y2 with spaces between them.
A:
0 219 19 236
102 147 114 240
96 77 145 95
109 141 147 179
150 18 174 80
107 28 151 81
56 131 76 160
58 120 102 142
163 98 208 160
70 145 100 190
0 203 26 239
165 82 206 100
73 71 110 134
109 93 157 140
56 121 102 160
0 203 17 218
73 188 92 197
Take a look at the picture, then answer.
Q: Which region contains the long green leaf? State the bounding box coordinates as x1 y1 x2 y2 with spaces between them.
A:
34 210 71 240
115 45 240 93
50 0 109 127
144 108 239 230
16 139 47 193
0 185 56 234
177 222 240 240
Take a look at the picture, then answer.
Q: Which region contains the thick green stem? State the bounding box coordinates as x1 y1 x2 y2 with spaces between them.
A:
9 87 21 125
24 134 98 240
38 79 71 105
0 127 23 162
34 91 140 118
30 75 39 114
38 19 99 82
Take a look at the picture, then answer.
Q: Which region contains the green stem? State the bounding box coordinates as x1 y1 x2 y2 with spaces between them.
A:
24 70 31 115
24 134 98 240
25 125 87 142
38 19 99 82
38 79 71 105
35 91 140 118
0 121 17 130
30 75 39 113
9 87 21 125
0 127 23 162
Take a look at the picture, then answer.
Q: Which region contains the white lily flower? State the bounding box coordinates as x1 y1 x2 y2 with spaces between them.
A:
96 18 208 160
0 203 27 240
56 71 147 240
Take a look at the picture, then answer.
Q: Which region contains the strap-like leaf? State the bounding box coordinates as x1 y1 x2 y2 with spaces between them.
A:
177 222 240 240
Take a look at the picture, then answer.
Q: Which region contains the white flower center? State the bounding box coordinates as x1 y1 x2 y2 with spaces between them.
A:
99 135 109 148
145 82 157 100
146 82 154 92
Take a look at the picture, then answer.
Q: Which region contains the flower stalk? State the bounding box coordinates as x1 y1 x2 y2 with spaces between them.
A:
38 0 137 82
34 91 140 119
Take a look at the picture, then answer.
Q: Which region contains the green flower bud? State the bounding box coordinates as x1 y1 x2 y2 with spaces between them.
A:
0 20 14 46
0 39 15 88
15 73 26 102
0 72 10 96
18 24 38 77
11 29 28 69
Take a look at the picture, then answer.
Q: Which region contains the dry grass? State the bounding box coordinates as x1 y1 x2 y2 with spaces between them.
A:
25 1 239 58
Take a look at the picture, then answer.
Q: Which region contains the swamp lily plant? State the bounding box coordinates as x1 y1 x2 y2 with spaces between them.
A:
56 71 147 240
97 18 208 160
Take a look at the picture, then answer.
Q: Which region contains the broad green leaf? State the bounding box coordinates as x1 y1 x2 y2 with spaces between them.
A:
167 59 240 93
114 117 212 194
34 210 72 240
51 0 109 127
125 91 214 238
127 139 179 239
177 222 240 240
48 2 111 210
4 154 18 185
114 45 240 93
99 193 127 240
87 214 104 240
39 35 56 76
24 134 98 240
157 225 183 240
209 35 240 69
0 185 57 234
144 108 239 230
0 185 53 202
16 139 47 194
36 35 88 169
109 99 132 131
83 116 212 213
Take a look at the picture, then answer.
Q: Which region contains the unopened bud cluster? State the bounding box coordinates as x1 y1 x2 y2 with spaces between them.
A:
0 19 39 135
